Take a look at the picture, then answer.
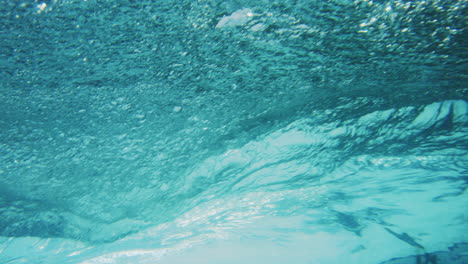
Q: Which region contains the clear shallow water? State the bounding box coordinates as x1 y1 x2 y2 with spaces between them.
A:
0 0 467 263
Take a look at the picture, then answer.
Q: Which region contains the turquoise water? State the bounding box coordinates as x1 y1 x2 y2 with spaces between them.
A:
0 0 467 263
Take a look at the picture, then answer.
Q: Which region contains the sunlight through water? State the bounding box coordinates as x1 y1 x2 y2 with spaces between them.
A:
0 0 467 263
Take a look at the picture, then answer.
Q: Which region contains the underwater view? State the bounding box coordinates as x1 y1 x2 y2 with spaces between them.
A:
1 0 467 263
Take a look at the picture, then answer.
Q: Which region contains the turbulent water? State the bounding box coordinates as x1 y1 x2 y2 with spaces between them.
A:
0 0 467 263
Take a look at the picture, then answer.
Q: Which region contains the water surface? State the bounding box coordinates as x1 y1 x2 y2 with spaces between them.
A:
0 0 466 263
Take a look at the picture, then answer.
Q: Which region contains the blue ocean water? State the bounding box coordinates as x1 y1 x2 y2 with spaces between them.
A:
0 0 467 263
